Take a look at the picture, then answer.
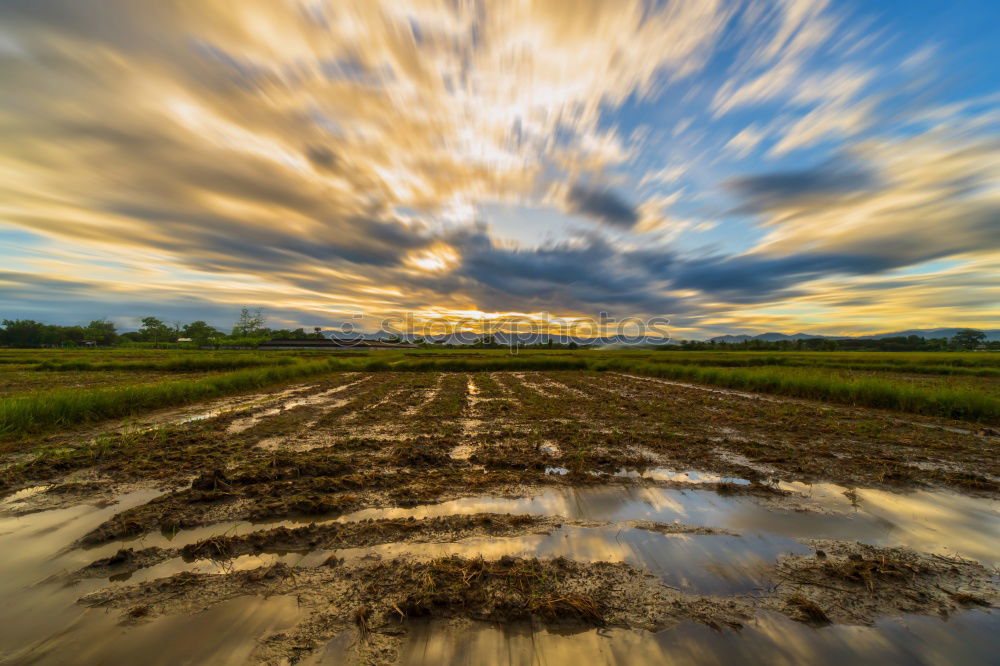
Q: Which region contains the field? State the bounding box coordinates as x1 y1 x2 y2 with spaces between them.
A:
1 349 998 664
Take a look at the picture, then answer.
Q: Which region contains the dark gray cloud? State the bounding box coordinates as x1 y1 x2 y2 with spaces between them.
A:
670 253 884 301
420 228 679 314
727 159 876 213
305 145 337 170
566 184 639 228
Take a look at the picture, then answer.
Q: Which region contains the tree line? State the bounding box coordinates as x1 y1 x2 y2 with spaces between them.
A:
0 307 326 347
665 330 994 351
0 311 992 351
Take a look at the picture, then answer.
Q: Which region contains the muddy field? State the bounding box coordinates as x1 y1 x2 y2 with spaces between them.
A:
1 370 998 664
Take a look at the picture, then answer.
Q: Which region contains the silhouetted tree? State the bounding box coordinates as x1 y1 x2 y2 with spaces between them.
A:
952 329 986 349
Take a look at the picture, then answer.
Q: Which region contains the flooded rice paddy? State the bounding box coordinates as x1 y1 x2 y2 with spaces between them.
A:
1 370 997 664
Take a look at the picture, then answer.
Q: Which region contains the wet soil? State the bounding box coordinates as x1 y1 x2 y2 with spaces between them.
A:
74 542 998 665
1 370 998 664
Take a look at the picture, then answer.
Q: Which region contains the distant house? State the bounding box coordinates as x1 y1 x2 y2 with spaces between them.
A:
257 339 409 350
177 337 193 343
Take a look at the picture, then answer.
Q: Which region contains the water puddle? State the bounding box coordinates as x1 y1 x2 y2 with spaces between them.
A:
10 595 303 665
613 467 752 485
393 611 1000 666
338 483 1000 565
180 385 307 426
1 472 997 663
0 487 167 659
225 385 324 433
114 524 801 598
324 526 797 595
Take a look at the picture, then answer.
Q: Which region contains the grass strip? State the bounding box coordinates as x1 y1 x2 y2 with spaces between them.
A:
642 356 1000 377
32 357 298 373
594 360 1000 424
0 358 371 441
3 352 996 439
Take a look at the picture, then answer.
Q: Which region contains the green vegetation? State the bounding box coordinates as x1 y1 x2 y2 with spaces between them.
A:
636 355 1000 377
590 359 1000 424
0 357 368 441
32 356 298 373
0 347 997 443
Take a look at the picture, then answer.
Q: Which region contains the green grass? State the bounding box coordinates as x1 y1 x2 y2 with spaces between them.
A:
639 355 1000 377
0 357 372 441
1 348 998 440
592 359 1000 424
32 356 298 372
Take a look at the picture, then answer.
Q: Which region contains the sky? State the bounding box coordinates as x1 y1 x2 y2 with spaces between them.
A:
0 0 998 339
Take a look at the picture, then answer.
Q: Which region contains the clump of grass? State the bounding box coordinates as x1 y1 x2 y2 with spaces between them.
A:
353 605 372 643
387 555 603 623
126 605 151 619
782 549 926 595
785 595 830 625
389 440 452 467
951 592 989 606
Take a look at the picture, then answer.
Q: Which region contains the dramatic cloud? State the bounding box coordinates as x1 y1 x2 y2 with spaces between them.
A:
0 0 996 337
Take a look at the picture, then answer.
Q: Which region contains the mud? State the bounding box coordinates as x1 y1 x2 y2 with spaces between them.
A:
74 539 998 665
1 370 998 665
768 540 999 625
79 555 749 664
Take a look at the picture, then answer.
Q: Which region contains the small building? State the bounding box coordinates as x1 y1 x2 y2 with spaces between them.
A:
177 337 193 343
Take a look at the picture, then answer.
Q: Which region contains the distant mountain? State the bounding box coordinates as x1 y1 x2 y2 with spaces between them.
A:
331 327 999 345
708 335 753 343
709 328 1000 343
709 332 840 343
853 328 1000 341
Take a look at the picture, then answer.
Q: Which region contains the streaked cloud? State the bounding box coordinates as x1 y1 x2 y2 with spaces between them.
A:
0 0 996 337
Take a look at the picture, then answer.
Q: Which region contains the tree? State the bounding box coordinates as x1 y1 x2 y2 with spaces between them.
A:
139 316 176 345
952 329 986 349
1 319 44 347
59 325 86 346
85 319 118 346
232 307 266 337
181 320 222 345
